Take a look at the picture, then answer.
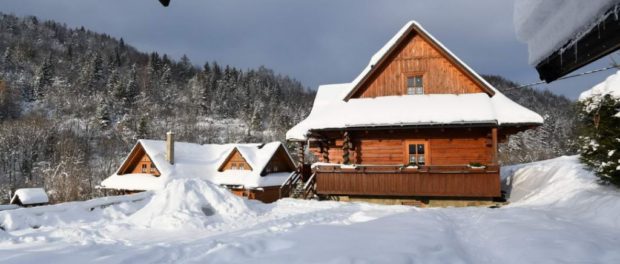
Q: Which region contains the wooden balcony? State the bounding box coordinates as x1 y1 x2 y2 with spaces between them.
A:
313 164 501 198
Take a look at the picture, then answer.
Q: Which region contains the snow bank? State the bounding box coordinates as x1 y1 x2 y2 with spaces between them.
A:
11 188 49 205
126 179 254 229
503 156 620 228
0 192 150 231
514 0 619 65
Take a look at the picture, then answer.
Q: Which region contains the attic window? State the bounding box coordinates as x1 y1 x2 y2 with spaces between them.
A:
150 163 157 173
407 76 423 95
239 164 244 170
141 164 147 173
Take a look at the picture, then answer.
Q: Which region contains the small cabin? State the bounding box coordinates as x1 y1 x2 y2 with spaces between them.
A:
10 188 49 207
100 135 296 203
285 21 544 207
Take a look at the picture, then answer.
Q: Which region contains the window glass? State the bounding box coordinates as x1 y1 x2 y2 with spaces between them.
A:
407 76 424 95
417 144 425 154
409 154 416 164
408 143 427 166
414 76 423 87
407 87 415 95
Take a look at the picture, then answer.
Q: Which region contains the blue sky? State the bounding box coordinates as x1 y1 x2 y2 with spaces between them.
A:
2 0 617 99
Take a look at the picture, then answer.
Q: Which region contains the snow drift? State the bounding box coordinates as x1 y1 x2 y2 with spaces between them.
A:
504 156 620 228
126 179 255 229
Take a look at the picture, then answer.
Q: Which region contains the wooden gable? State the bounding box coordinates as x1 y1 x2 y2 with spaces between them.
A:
117 143 161 176
346 23 495 100
218 148 253 171
262 145 296 175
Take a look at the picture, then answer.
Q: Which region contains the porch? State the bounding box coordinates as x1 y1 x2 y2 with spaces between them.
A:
310 164 501 198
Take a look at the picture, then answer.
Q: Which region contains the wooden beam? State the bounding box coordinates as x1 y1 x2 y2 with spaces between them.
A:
536 3 620 82
491 127 498 165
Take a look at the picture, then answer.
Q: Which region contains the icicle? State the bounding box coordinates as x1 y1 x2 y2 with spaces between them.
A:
574 44 578 63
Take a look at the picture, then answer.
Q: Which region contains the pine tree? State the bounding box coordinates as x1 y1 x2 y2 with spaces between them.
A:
137 116 149 139
578 94 620 187
125 64 139 105
34 54 54 100
96 99 111 129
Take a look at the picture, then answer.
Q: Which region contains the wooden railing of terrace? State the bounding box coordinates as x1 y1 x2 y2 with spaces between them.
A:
313 165 501 198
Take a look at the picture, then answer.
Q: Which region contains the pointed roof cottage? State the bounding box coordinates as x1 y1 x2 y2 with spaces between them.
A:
284 21 543 206
101 140 296 203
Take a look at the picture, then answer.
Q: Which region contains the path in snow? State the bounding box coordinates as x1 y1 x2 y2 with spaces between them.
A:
0 156 619 263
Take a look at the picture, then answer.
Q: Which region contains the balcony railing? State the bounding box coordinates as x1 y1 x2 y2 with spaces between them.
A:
312 164 501 198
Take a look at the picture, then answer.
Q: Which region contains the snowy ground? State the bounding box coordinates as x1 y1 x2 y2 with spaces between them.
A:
0 156 619 263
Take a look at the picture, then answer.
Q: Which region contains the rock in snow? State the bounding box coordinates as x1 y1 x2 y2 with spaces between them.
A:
0 157 618 263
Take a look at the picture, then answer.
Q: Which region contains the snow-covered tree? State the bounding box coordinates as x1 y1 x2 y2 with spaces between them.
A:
578 94 620 187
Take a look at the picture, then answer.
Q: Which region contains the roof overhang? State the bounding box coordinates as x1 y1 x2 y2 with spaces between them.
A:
306 121 541 136
536 3 620 82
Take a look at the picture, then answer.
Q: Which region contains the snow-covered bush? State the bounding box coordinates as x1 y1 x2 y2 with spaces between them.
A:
577 72 620 187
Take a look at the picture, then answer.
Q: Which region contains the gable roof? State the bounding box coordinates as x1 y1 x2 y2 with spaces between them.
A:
217 147 254 171
101 141 295 191
285 21 544 141
10 188 49 205
343 21 496 101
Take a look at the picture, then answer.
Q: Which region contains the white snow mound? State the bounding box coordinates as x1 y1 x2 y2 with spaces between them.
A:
503 156 620 228
127 179 254 229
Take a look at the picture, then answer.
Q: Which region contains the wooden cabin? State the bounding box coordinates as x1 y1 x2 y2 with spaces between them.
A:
10 188 49 207
285 21 544 207
100 135 296 203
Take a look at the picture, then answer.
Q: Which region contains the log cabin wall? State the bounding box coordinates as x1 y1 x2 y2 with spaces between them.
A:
351 33 486 98
309 127 495 166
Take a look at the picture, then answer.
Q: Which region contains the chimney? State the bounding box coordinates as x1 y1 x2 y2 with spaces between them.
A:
166 131 174 165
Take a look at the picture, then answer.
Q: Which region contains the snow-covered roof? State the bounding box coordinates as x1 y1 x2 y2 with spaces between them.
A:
101 141 293 191
579 70 620 112
514 0 619 65
10 188 49 205
286 21 544 141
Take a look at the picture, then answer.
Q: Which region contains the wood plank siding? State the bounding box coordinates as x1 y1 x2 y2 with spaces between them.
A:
310 128 495 166
118 143 161 176
314 166 500 198
350 33 487 98
219 149 252 171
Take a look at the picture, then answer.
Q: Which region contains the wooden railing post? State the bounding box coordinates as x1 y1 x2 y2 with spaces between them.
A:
491 127 498 165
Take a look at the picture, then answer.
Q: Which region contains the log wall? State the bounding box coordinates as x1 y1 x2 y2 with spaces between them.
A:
309 128 494 166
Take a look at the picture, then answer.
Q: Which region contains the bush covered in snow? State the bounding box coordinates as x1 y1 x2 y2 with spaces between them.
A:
577 71 620 187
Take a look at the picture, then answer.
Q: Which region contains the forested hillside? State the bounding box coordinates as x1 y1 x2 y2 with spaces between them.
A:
0 14 314 202
484 75 578 164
